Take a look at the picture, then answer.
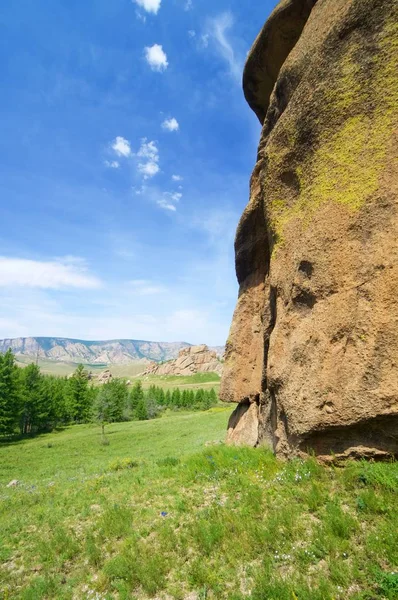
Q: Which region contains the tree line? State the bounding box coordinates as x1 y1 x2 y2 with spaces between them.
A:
0 350 219 437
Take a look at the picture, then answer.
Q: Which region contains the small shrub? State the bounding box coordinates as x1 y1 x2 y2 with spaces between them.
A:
108 458 138 472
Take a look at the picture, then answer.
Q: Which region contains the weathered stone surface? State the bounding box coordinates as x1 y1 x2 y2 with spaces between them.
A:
142 345 223 377
226 402 259 447
98 369 113 384
221 0 398 460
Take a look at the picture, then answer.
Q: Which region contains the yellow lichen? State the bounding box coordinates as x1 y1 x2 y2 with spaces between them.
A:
268 14 398 245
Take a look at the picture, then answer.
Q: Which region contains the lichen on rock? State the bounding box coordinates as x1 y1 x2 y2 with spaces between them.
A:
221 0 398 461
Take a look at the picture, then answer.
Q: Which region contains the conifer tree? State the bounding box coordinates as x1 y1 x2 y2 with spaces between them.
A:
20 363 48 434
135 397 149 421
181 389 188 408
67 364 91 422
171 388 182 408
0 350 21 435
157 387 165 406
209 388 218 406
130 381 144 413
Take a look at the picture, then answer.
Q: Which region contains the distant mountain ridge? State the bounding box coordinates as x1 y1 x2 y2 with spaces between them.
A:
0 337 224 365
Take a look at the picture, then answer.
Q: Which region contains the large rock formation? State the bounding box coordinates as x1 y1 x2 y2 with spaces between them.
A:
221 0 398 460
142 345 223 377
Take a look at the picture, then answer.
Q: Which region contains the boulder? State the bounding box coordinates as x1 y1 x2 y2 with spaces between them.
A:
221 0 398 460
142 345 223 377
98 369 113 384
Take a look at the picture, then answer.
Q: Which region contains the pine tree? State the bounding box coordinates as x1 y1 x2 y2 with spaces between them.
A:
108 379 128 422
48 376 69 424
0 350 21 435
171 388 182 408
67 364 91 422
195 389 205 409
209 388 218 406
135 397 149 421
20 363 49 434
201 390 212 410
130 381 144 413
181 389 188 408
157 387 165 406
165 390 172 407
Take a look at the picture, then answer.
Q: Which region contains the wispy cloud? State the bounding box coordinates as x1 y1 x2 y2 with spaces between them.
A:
161 117 179 132
137 139 160 179
104 160 120 169
172 174 183 182
0 257 101 290
133 0 161 15
133 184 181 212
157 200 177 212
145 44 168 72
206 12 243 82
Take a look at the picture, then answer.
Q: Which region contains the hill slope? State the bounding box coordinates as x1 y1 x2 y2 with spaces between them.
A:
0 337 225 366
0 337 193 365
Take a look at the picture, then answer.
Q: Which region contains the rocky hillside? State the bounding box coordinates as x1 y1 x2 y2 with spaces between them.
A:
0 337 192 365
221 0 398 460
142 345 223 377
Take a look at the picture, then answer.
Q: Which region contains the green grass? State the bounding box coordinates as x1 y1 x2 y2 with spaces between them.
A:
15 356 221 393
15 357 148 380
141 372 221 393
0 410 397 600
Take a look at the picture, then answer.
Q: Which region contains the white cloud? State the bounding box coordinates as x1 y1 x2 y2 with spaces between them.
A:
128 280 165 295
169 192 182 202
137 139 160 179
157 190 182 212
112 136 132 158
144 44 168 72
184 0 193 10
157 199 177 212
162 117 179 132
188 30 196 38
133 0 161 14
138 162 160 179
104 160 120 169
172 174 183 182
206 12 242 81
0 257 101 290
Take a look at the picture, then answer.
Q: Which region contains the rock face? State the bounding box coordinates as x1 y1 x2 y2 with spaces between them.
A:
143 345 223 377
98 370 113 384
221 0 398 460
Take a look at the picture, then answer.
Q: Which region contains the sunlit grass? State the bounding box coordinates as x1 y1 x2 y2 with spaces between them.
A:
0 409 397 599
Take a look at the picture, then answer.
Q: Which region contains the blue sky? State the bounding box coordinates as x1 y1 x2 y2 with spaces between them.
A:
0 0 276 346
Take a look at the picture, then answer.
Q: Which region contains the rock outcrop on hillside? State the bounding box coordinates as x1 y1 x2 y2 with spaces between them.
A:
221 0 398 460
142 345 223 377
97 370 113 384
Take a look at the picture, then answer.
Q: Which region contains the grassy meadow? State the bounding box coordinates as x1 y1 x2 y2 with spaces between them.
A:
15 357 148 380
0 408 397 600
15 356 221 393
